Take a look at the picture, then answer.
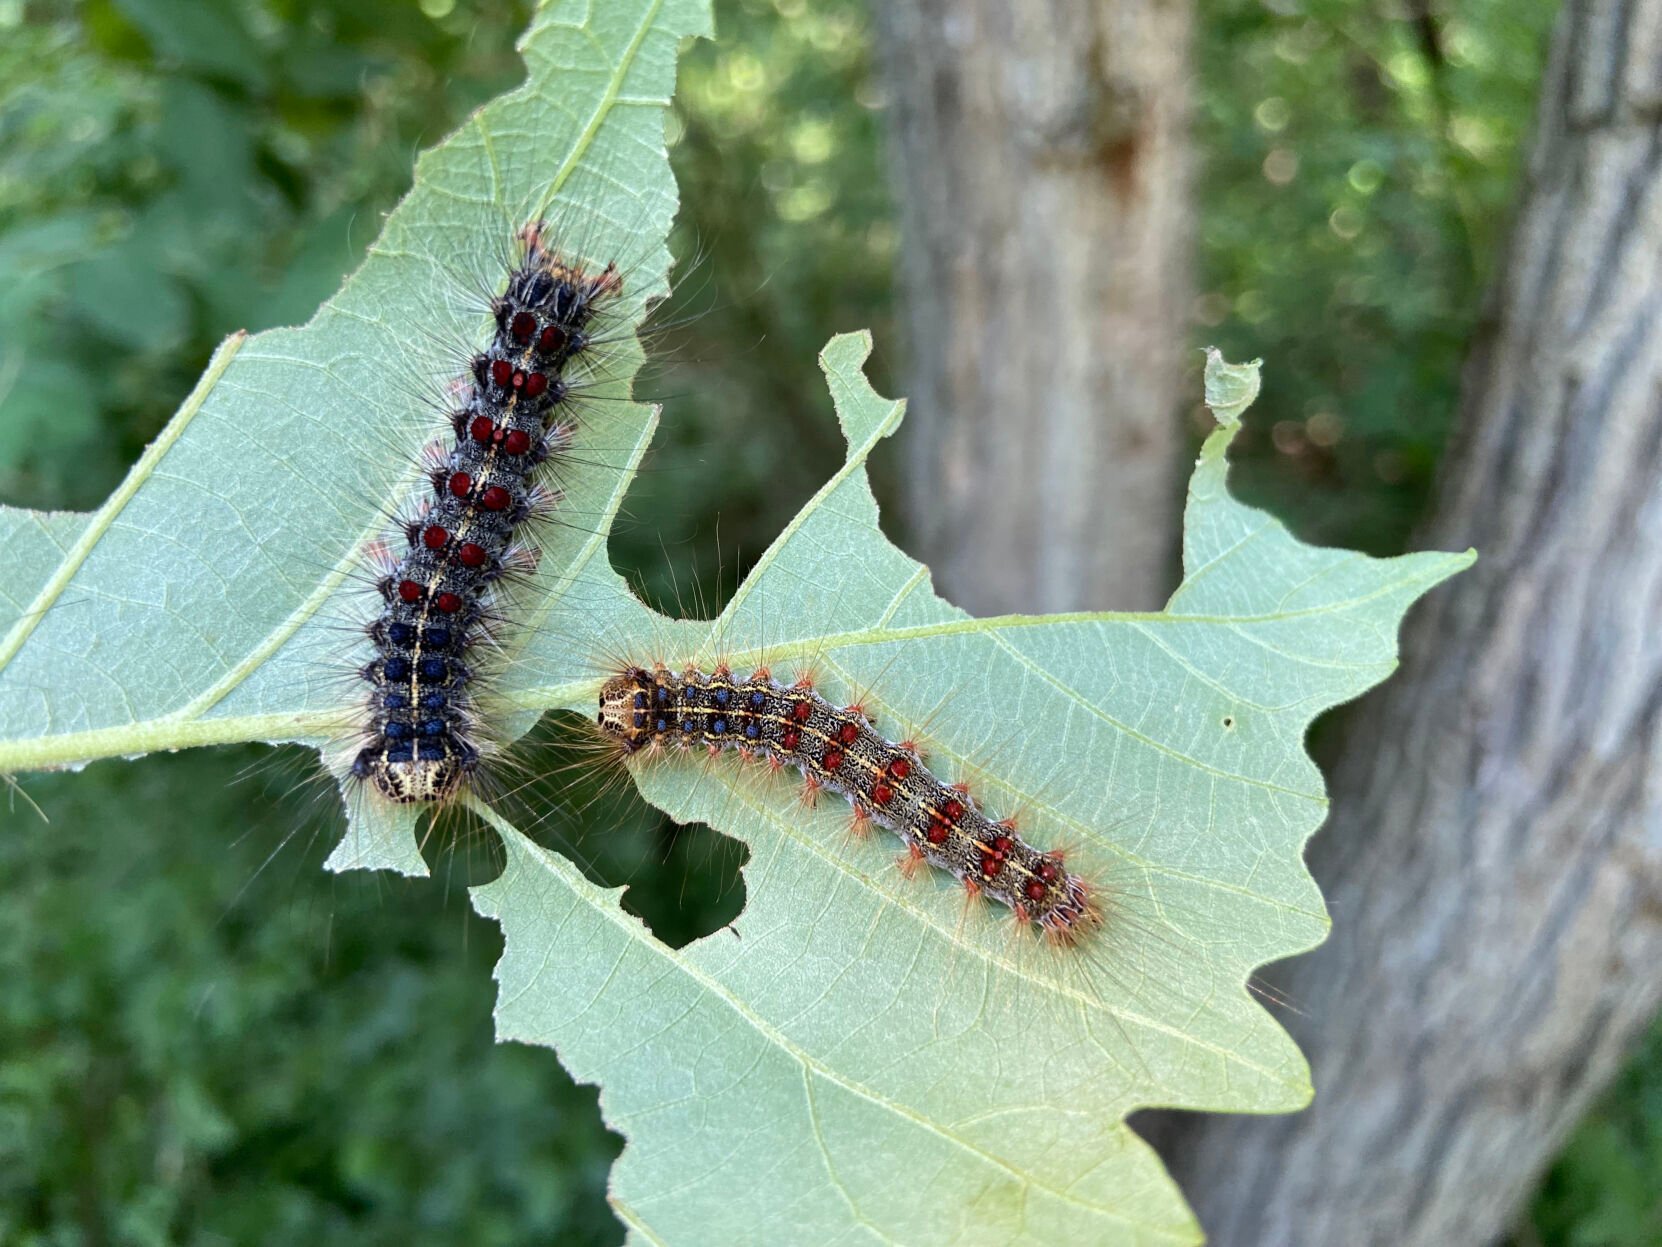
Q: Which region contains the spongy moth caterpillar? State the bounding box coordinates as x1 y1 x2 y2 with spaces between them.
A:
352 223 621 804
595 661 1102 945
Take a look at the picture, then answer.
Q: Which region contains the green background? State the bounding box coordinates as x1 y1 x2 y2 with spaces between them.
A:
2 0 1647 1243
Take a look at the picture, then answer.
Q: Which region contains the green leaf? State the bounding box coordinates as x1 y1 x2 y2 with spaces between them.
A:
468 336 1469 1245
0 1 1473 1242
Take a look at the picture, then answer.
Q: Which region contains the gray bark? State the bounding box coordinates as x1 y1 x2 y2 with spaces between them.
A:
875 0 1191 614
1156 3 1662 1243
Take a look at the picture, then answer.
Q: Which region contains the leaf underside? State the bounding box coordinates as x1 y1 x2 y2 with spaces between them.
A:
0 2 1472 1243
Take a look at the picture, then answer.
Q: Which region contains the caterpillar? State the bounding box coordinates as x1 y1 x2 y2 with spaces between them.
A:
352 222 621 804
596 661 1102 945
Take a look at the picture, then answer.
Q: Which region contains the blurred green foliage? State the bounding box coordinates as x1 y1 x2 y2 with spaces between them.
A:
1 0 1657 1242
1195 0 1556 554
623 0 896 611
1526 1021 1662 1246
0 0 536 512
1 750 622 1246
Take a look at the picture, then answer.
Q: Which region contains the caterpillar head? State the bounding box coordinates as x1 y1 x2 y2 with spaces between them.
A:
355 737 472 804
597 667 660 753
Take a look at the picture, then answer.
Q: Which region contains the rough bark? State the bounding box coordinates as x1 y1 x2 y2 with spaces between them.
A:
1155 4 1662 1244
874 0 1191 614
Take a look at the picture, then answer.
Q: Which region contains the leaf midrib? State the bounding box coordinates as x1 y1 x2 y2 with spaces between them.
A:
0 587 1401 780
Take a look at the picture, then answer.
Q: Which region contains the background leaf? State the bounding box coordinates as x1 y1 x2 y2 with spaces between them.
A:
0 1 1471 1242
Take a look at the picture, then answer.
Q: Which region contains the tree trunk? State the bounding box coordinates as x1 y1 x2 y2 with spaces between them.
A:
1155 4 1662 1244
874 0 1192 614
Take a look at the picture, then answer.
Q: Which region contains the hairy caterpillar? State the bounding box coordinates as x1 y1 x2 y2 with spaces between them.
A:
351 223 621 805
595 661 1102 945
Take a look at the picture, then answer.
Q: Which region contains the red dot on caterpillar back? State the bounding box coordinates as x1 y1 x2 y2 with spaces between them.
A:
470 416 494 443
822 747 844 771
837 722 859 745
480 485 511 512
434 592 462 614
523 372 549 399
422 525 448 550
792 700 813 723
397 579 422 603
871 782 894 806
888 757 911 779
457 542 488 569
510 311 536 343
537 324 566 353
448 472 472 499
490 358 513 387
780 727 801 751
503 429 531 456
